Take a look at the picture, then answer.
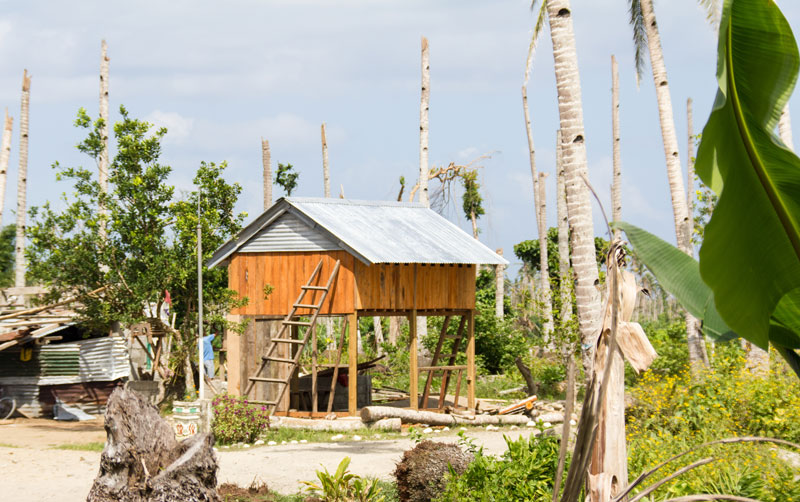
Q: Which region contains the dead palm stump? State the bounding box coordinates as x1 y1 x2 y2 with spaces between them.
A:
87 387 220 502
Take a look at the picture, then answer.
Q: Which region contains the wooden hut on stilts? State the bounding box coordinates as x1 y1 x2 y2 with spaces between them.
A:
208 197 507 417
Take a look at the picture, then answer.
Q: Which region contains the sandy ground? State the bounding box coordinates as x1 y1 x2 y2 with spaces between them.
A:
0 418 535 501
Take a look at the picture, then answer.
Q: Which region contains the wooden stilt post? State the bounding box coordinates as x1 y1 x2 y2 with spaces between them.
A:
311 324 318 413
409 310 419 410
348 312 358 416
467 309 476 409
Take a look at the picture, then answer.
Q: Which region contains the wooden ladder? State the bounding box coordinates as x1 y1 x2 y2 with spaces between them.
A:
419 315 468 410
245 259 341 412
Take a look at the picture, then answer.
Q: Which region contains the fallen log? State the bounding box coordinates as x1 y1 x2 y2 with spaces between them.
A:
360 406 530 426
272 416 401 432
86 387 220 502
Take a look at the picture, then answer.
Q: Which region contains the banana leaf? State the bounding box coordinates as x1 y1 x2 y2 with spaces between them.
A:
615 221 800 377
694 0 800 351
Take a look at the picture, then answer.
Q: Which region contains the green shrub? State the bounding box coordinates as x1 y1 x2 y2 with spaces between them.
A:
626 353 800 501
302 457 385 502
436 435 564 501
211 394 270 445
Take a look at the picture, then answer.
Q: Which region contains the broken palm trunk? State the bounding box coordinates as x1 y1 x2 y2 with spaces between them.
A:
560 241 656 502
87 387 220 502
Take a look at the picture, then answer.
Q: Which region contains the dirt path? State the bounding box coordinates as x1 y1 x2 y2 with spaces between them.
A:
0 419 537 501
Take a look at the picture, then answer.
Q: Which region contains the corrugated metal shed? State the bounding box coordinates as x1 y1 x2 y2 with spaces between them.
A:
209 197 508 268
39 345 80 376
76 336 129 382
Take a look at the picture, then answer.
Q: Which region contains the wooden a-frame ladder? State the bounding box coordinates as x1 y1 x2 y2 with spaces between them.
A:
245 259 340 413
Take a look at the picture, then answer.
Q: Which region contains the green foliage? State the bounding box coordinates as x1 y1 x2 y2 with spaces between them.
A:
436 435 565 502
626 318 689 385
211 394 271 445
692 0 800 358
302 457 385 502
0 225 14 288
27 107 248 390
460 170 484 224
627 357 800 501
692 176 717 246
275 162 299 196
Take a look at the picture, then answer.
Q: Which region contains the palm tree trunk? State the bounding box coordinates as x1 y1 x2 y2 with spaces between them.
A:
418 36 430 207
640 0 709 371
611 55 621 239
537 171 554 338
686 98 695 244
321 123 331 198
522 85 554 341
388 317 400 345
779 104 794 150
556 129 573 330
99 40 110 241
546 0 603 376
0 110 12 224
495 248 504 318
262 138 272 210
374 316 384 355
15 70 30 288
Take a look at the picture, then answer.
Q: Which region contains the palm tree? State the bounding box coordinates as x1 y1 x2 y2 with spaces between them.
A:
540 0 603 377
99 40 110 241
630 0 717 370
0 110 12 224
523 1 555 339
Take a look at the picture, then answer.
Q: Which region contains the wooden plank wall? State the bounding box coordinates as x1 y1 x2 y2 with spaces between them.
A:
355 263 475 311
229 251 356 317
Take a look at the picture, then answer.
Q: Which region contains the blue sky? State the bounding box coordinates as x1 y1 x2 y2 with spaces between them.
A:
0 0 797 276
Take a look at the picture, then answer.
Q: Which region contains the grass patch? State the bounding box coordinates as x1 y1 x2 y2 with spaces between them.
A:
0 442 18 448
53 441 105 452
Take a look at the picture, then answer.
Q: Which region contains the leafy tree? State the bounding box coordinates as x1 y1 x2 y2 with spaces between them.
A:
0 225 14 288
27 106 248 388
275 162 299 196
460 170 484 236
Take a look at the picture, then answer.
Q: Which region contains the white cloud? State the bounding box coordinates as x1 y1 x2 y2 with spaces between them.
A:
146 110 194 144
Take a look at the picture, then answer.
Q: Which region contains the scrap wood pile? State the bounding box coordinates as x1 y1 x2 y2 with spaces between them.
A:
0 287 105 352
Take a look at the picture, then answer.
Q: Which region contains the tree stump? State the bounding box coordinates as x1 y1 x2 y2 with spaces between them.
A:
394 440 473 502
86 387 220 502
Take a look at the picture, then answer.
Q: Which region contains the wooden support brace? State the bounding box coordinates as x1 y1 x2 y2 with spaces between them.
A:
348 312 358 416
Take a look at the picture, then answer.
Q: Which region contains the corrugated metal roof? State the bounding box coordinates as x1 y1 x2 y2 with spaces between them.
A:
76 335 130 382
208 197 508 268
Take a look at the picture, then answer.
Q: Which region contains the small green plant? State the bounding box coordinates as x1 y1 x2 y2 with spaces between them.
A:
408 426 424 444
436 435 563 501
53 442 105 452
263 283 274 300
275 162 299 196
302 457 385 502
455 430 481 455
212 394 270 445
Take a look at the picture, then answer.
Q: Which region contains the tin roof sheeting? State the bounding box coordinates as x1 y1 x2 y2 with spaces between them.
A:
76 335 130 382
208 197 508 267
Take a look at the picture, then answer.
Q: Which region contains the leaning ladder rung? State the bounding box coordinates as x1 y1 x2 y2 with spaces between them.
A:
301 286 327 290
418 365 467 372
293 303 319 309
263 356 296 364
272 338 305 344
249 377 287 383
283 320 312 327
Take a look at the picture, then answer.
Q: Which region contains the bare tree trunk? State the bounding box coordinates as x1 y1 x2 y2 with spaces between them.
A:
0 111 12 224
98 40 110 241
418 37 430 207
184 347 196 395
546 1 603 377
495 248 504 318
640 0 708 372
321 123 331 198
470 210 478 239
388 317 400 345
686 98 695 245
262 138 272 210
556 130 573 331
374 316 384 355
611 55 621 239
522 80 554 341
15 70 30 288
538 172 554 339
779 104 794 150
